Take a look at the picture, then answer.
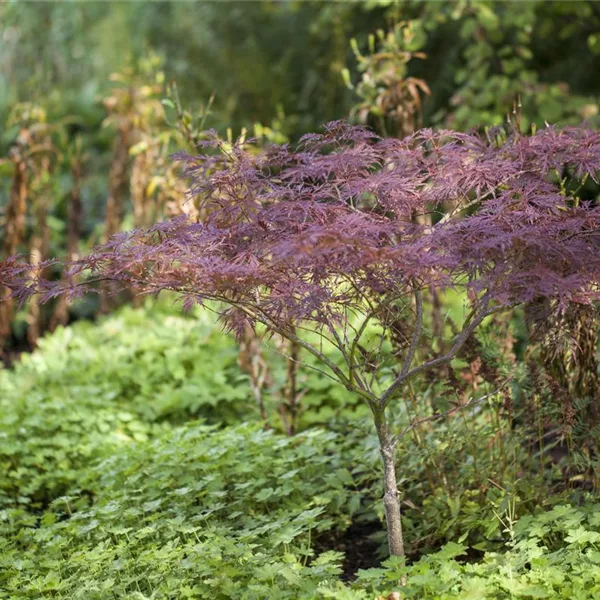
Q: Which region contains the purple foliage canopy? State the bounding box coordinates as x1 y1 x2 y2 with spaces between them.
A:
5 121 600 337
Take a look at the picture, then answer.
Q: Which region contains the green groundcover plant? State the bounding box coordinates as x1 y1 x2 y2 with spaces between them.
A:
0 301 374 511
0 422 360 599
2 412 600 599
1 303 600 598
0 303 251 509
340 503 600 599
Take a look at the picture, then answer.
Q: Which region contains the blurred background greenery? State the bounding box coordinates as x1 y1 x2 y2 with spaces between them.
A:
4 0 600 137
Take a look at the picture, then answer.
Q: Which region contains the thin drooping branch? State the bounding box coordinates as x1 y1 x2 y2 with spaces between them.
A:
400 288 423 377
327 322 353 371
228 299 378 404
349 305 383 390
261 334 341 386
348 293 405 390
368 317 390 390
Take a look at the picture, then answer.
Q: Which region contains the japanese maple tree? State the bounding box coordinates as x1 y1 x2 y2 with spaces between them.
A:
9 121 600 556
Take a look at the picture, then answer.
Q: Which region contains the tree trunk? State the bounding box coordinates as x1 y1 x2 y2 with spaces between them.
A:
373 406 405 557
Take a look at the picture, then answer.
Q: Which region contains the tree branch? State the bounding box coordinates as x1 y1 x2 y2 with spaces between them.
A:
400 288 423 377
379 298 505 409
228 298 378 404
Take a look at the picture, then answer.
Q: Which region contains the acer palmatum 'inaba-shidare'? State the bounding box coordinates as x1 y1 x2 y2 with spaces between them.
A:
10 121 600 557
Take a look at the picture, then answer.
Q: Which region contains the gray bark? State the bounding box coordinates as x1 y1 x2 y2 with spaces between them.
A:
373 406 405 557
381 442 404 556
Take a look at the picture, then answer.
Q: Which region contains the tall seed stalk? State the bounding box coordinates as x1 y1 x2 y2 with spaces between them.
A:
0 151 27 343
50 143 84 331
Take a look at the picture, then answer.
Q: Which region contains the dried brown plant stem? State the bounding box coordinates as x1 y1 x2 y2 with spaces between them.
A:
238 323 270 427
101 122 132 312
50 151 84 331
0 154 27 342
26 152 52 347
283 337 301 435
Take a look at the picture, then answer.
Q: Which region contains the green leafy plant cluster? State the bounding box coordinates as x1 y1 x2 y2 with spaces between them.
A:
0 422 363 599
0 301 375 510
349 1 600 132
2 301 600 598
325 503 600 599
4 405 600 599
0 302 253 509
